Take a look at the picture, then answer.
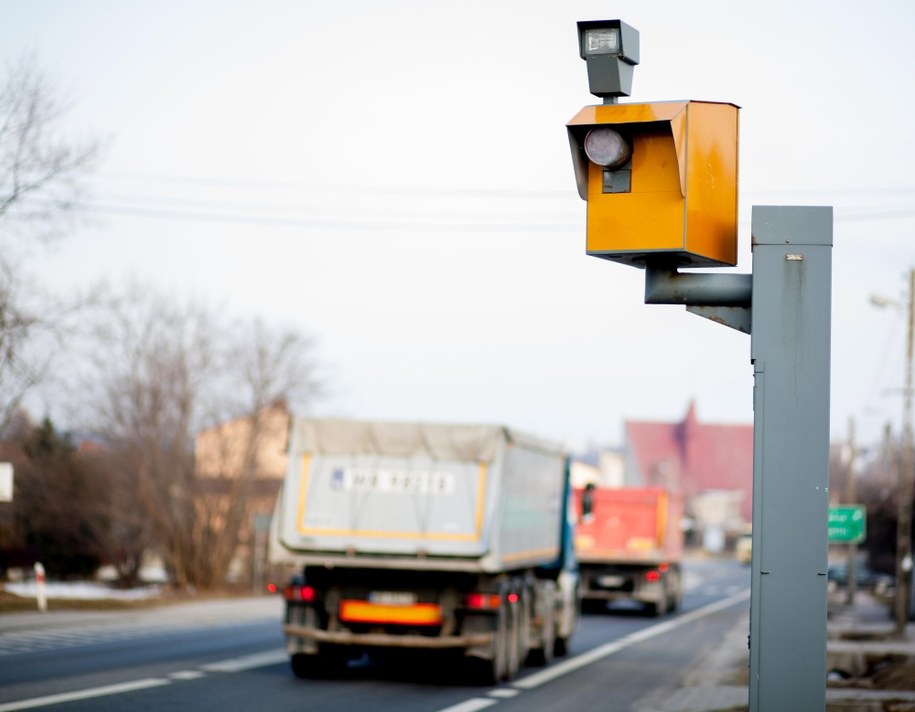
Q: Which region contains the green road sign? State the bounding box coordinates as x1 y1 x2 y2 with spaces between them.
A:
828 505 866 544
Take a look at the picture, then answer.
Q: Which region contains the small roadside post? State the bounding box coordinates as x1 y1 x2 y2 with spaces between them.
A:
34 562 47 612
0 463 12 503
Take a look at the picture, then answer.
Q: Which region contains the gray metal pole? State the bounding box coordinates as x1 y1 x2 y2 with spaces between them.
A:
748 206 832 711
895 268 914 633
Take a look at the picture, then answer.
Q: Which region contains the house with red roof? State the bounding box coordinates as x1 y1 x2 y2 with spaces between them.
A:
624 401 753 550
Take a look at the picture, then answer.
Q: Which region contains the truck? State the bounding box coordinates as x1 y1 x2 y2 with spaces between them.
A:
269 418 578 683
573 485 683 616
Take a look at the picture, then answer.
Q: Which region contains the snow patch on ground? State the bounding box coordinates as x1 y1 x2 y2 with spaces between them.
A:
5 581 163 600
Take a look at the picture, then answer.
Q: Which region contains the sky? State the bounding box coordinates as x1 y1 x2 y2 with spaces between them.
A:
2 1 914 452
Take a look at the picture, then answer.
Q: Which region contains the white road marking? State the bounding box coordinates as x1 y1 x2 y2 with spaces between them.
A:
513 588 751 690
432 588 750 712
435 699 498 712
487 688 520 698
198 649 288 672
0 678 170 711
0 649 286 710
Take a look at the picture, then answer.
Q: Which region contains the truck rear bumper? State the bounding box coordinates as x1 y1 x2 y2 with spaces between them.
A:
283 624 493 650
580 589 662 603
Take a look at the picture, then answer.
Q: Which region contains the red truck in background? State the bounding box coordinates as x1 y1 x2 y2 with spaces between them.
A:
574 486 684 616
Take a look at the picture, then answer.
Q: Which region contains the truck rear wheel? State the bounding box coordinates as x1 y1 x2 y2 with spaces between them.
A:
668 569 682 611
646 594 668 617
505 601 521 680
290 648 345 679
527 587 555 666
290 653 316 679
470 610 508 685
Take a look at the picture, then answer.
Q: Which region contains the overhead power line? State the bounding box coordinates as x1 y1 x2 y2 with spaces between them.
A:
66 199 915 231
93 171 915 200
13 176 915 232
22 196 583 233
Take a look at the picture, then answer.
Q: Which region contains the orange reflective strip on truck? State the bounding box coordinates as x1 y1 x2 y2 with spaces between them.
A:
338 600 443 626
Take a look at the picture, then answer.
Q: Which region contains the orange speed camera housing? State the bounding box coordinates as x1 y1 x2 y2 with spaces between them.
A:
567 100 739 268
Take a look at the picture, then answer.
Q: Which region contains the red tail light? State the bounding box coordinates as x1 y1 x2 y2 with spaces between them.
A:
507 592 520 604
658 562 670 573
284 584 317 603
465 593 502 609
644 570 661 583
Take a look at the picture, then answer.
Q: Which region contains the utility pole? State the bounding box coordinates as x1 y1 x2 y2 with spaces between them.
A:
847 416 858 607
895 268 915 633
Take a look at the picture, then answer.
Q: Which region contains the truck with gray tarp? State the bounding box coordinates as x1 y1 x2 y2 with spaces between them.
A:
269 417 578 683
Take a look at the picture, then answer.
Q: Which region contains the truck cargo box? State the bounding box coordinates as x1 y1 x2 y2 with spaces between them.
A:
274 418 567 573
573 486 684 615
574 486 683 564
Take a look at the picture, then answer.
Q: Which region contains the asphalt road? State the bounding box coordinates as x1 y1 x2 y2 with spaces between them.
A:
0 559 750 712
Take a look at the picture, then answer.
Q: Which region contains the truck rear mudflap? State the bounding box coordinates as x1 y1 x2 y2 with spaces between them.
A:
283 624 493 650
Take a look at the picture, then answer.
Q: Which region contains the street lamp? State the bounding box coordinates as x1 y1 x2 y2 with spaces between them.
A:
871 268 915 633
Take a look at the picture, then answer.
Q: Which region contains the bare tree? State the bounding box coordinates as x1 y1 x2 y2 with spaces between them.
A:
195 318 324 587
82 285 323 591
230 316 323 413
83 286 219 590
0 54 101 432
81 444 156 588
0 263 45 432
0 54 99 239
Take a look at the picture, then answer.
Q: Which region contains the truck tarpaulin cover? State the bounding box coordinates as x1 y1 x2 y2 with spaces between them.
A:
274 419 566 571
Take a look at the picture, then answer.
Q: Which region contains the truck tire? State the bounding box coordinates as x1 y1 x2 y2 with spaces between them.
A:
290 648 345 679
472 610 508 685
518 583 533 663
290 653 316 679
553 632 569 658
646 594 668 617
505 600 521 681
669 588 682 611
668 570 682 611
527 587 555 666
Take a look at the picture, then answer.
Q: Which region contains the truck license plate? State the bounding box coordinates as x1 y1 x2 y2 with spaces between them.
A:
368 591 417 606
596 575 625 588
